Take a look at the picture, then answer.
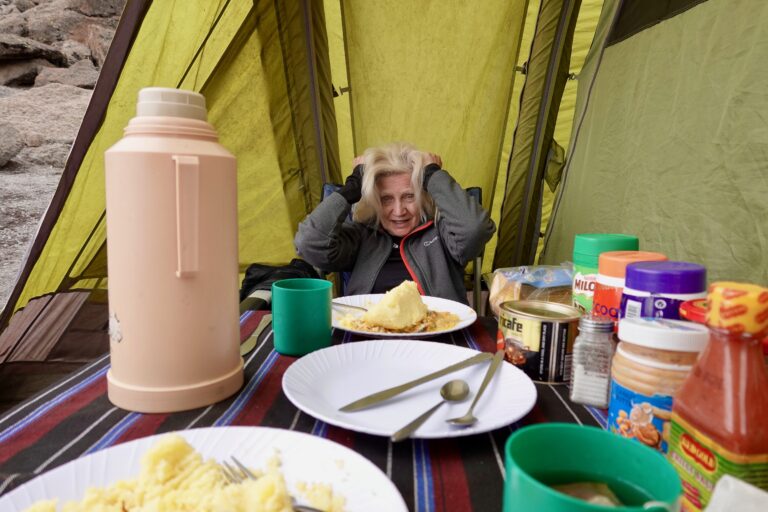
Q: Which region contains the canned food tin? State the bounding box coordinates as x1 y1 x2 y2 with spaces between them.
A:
497 300 581 383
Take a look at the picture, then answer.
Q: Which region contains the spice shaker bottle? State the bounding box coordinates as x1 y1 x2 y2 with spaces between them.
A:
570 316 615 408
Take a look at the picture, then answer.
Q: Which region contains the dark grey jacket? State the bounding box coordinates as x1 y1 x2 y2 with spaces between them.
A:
294 169 496 304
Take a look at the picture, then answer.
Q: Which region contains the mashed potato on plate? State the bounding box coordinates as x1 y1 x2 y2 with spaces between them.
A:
339 281 459 334
25 434 344 512
361 281 428 330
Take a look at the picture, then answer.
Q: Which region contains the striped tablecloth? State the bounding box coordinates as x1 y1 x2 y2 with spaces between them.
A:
0 311 607 511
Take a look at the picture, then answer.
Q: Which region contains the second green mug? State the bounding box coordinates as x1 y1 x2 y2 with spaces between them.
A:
503 423 681 511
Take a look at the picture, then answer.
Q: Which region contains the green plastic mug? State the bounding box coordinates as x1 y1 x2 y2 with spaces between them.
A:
271 278 332 356
503 423 681 512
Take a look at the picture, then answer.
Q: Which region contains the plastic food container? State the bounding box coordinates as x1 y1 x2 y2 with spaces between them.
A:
608 317 708 453
620 261 707 320
592 251 667 324
572 234 639 315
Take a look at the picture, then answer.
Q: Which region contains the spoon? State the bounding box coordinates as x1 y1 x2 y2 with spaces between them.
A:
446 349 504 426
390 379 470 442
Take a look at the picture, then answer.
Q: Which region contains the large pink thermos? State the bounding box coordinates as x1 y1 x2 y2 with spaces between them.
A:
104 87 243 412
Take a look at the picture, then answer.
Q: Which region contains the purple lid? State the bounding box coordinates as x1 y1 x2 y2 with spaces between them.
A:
625 261 707 294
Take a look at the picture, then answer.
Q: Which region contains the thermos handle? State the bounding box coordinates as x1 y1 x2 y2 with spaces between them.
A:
173 155 199 278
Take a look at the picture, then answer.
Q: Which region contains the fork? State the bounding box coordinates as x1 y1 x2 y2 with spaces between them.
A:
221 456 325 512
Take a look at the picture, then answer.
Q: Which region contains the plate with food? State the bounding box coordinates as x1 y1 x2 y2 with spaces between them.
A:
332 281 477 337
282 339 537 439
0 426 407 512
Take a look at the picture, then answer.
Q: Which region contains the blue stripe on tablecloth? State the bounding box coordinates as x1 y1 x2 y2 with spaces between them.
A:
414 439 435 512
84 412 141 454
310 419 329 437
584 405 609 429
239 309 254 323
0 366 109 443
213 349 280 426
461 326 479 351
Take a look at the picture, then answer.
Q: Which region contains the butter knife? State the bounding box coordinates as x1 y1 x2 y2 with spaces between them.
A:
339 351 493 412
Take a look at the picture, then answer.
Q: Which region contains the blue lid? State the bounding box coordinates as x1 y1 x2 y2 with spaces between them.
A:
625 261 707 294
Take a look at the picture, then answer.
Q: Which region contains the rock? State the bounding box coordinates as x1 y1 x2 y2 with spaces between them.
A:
0 123 24 167
0 85 20 98
0 58 51 86
16 143 71 167
25 5 90 45
0 34 67 66
56 39 92 65
66 0 124 18
0 4 19 16
14 0 41 12
0 83 90 146
35 58 97 88
0 167 61 310
0 9 26 36
78 23 113 66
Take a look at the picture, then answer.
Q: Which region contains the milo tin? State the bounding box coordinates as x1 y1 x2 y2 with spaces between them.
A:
497 300 581 383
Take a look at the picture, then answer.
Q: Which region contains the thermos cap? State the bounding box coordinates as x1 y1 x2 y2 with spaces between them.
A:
137 87 207 121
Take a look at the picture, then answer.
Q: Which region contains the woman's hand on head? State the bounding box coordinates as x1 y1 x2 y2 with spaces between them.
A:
421 152 443 189
422 152 442 168
353 155 365 166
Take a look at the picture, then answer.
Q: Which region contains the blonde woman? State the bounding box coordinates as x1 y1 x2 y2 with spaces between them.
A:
294 142 495 304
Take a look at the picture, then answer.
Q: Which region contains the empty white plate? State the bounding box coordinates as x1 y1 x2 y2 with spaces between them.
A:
282 339 537 439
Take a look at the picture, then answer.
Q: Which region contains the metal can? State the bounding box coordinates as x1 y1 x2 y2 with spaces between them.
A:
497 300 581 383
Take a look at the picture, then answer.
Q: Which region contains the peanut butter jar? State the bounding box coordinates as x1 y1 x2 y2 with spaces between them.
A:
608 318 708 453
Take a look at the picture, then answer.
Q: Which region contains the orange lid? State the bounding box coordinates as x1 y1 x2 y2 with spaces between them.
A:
706 282 768 337
597 251 668 278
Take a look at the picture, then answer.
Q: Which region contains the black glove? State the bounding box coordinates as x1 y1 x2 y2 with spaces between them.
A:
338 164 364 204
422 163 442 189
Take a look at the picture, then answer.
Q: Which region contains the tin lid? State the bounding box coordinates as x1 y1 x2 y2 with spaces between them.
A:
679 298 707 324
617 317 709 352
706 282 768 337
597 251 668 278
573 234 639 267
625 261 707 294
501 300 581 320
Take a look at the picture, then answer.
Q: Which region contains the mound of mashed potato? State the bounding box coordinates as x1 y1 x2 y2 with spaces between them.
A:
25 434 344 512
361 281 428 330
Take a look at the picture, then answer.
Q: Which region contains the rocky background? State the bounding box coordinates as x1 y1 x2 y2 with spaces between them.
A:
0 0 125 310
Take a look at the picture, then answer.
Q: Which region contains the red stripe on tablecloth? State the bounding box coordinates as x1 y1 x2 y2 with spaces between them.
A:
114 413 169 444
470 320 497 352
429 439 472 511
240 311 269 341
326 425 355 449
523 403 548 424
0 378 107 464
230 355 293 426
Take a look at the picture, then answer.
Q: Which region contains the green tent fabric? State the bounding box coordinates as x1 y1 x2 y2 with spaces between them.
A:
541 0 768 284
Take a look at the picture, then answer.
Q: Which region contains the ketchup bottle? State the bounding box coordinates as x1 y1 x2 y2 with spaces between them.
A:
667 282 768 511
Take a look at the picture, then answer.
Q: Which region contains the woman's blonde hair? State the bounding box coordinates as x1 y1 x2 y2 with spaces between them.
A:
352 142 435 228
